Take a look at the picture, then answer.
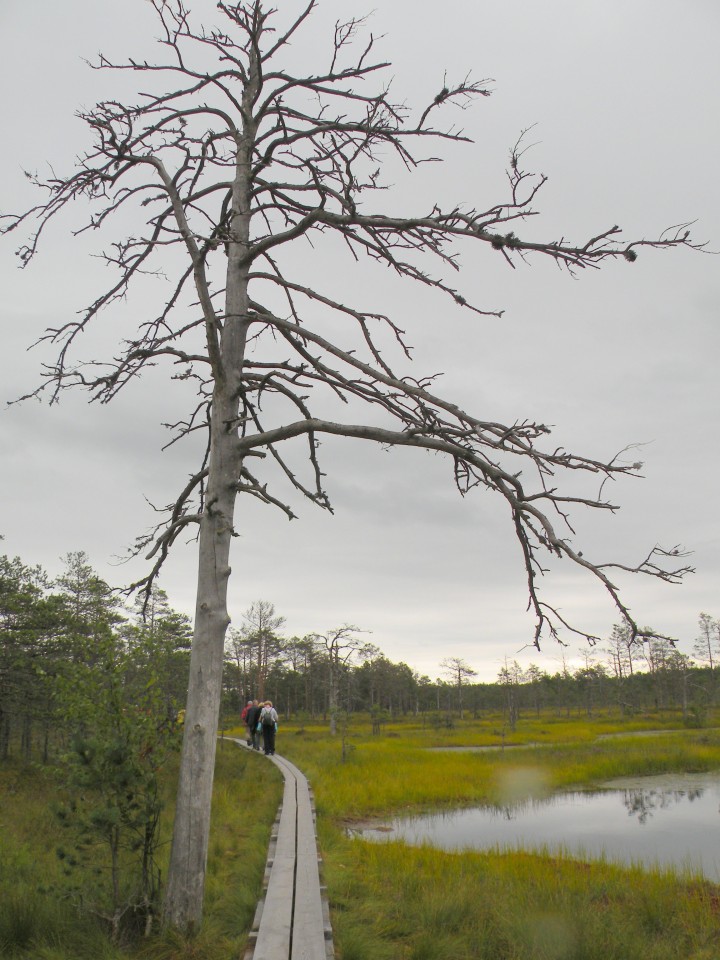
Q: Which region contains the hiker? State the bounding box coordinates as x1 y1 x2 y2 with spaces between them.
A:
241 700 253 745
260 700 279 756
246 699 262 750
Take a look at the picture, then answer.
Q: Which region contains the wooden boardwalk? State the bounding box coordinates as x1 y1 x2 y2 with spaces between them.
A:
228 739 335 960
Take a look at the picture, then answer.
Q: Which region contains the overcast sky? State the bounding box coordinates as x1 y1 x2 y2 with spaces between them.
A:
1 1 718 682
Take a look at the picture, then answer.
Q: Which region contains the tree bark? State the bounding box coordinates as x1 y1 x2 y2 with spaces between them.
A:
162 108 253 928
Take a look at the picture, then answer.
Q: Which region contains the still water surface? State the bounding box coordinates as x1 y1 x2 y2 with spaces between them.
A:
350 771 720 880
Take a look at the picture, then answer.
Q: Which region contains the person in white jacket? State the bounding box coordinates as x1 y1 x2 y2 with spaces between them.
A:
259 700 278 755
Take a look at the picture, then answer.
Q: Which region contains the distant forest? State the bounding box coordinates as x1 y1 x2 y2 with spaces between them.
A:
2 546 719 763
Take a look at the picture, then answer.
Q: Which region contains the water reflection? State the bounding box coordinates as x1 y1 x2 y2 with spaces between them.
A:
350 772 720 880
623 785 704 825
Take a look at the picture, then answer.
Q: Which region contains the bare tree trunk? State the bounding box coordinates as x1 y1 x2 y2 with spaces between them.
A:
162 390 243 929
21 713 31 760
162 113 252 928
256 637 265 700
328 661 338 736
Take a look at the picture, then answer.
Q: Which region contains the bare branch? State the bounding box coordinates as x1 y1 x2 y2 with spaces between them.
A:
3 0 702 927
1 12 703 899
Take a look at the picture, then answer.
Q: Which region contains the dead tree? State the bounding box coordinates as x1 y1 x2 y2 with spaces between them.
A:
1 0 697 930
440 656 478 720
311 626 376 736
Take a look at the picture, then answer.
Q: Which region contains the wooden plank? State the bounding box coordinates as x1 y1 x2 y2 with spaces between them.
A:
291 769 326 960
253 850 295 960
290 854 326 960
239 746 333 960
294 781 317 857
273 755 303 783
274 774 297 857
253 767 297 960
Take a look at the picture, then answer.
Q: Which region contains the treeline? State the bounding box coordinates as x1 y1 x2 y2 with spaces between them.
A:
0 549 191 762
3 548 719 752
223 602 720 729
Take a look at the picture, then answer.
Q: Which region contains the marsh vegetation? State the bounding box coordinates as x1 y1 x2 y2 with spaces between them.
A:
279 712 720 960
0 745 281 959
3 707 720 958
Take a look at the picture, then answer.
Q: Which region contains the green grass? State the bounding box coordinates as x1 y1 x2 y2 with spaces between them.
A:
276 717 720 819
275 711 720 959
321 836 720 960
0 740 282 959
4 712 720 959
